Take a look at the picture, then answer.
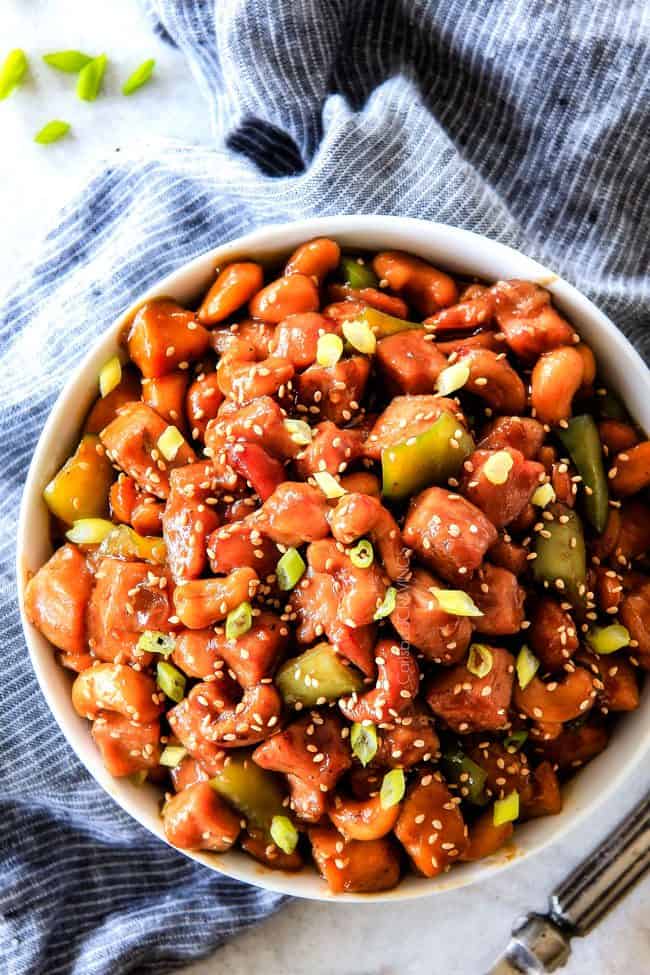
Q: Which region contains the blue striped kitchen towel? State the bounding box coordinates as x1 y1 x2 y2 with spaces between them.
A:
2 1 650 973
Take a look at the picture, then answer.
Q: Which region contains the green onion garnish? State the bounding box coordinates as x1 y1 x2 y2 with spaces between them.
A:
342 318 377 355
493 790 519 827
159 745 188 768
270 815 299 854
283 418 312 445
586 623 630 655
77 53 107 101
349 539 374 569
380 768 405 809
467 643 493 678
276 547 306 591
0 49 28 100
312 470 346 498
516 645 539 690
351 722 378 767
531 482 555 508
436 361 470 396
316 333 343 368
156 661 186 703
137 631 176 657
99 356 122 397
122 58 156 96
225 601 253 641
432 588 484 617
34 120 71 145
374 585 396 620
42 50 93 73
504 730 528 751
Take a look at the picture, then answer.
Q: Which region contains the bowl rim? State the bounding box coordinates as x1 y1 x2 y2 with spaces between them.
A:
16 214 650 902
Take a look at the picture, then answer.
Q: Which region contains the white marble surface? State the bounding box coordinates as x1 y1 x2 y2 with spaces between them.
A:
2 3 650 974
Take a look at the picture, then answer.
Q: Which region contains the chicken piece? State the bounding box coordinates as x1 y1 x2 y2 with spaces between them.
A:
464 563 526 635
254 713 352 822
329 492 410 582
127 299 210 378
141 371 189 430
339 640 420 723
227 441 286 501
92 713 160 777
100 401 196 499
204 395 300 475
186 370 224 442
403 487 498 584
169 679 281 757
364 394 463 460
468 741 534 804
87 557 173 663
162 781 241 852
394 776 468 877
296 357 370 425
389 567 472 664
488 535 529 576
461 448 544 529
578 649 639 712
309 826 401 893
521 761 563 819
513 668 596 724
269 312 340 369
173 611 287 687
534 722 609 772
425 646 514 733
424 284 495 333
162 463 221 582
72 663 163 723
492 280 577 361
307 539 389 628
374 707 440 767
241 828 304 871
207 518 279 577
24 543 93 655
294 421 363 479
85 366 141 434
619 581 650 668
376 330 447 394
478 416 545 459
256 482 330 547
528 597 578 671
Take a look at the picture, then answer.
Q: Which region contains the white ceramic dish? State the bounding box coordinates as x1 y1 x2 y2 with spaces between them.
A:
16 215 650 901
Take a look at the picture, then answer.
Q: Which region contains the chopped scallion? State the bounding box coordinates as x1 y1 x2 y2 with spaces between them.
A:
342 318 377 355
436 361 470 396
157 425 185 461
122 58 156 96
350 722 378 767
312 470 346 499
136 631 176 657
349 539 374 568
374 585 396 620
226 601 253 640
283 418 312 445
493 790 519 826
467 643 493 678
380 768 405 809
504 730 528 751
156 661 186 703
516 645 539 690
270 814 299 854
159 745 187 768
482 450 514 486
276 547 306 591
586 623 630 655
432 588 483 617
65 518 115 545
316 332 343 367
531 482 556 508
99 356 122 397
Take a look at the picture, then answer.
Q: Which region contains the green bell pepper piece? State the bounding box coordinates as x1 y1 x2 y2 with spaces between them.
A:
381 411 474 501
533 503 586 604
340 256 379 290
43 434 115 525
276 642 364 707
356 305 421 337
558 415 609 533
442 744 488 805
210 754 286 837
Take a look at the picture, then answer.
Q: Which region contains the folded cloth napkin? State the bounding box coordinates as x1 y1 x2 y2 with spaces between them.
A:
2 1 650 973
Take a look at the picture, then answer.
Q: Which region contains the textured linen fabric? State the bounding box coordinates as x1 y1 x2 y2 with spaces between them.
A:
2 1 650 973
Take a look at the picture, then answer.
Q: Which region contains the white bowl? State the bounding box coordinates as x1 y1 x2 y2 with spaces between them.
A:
16 215 650 901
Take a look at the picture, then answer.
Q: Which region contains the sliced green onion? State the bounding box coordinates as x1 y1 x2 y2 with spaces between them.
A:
586 623 630 655
129 770 148 786
99 356 122 397
504 730 528 751
342 318 377 355
34 120 71 145
482 450 514 486
226 601 253 640
351 722 378 767
156 661 186 703
283 418 312 446
43 50 93 73
316 332 343 367
516 645 539 690
374 585 396 620
380 768 405 809
66 518 115 545
431 588 483 617
270 814 299 854
157 425 185 461
467 643 493 678
531 482 556 508
312 470 346 499
349 539 374 568
0 49 28 100
276 547 306 591
122 58 156 96
136 631 176 657
159 745 187 768
493 790 519 827
442 745 488 804
77 53 107 101
436 361 470 396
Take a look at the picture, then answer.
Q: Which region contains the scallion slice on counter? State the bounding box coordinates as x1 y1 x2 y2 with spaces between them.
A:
43 50 93 73
77 53 107 101
276 547 306 591
0 49 28 100
122 58 155 95
34 120 71 144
